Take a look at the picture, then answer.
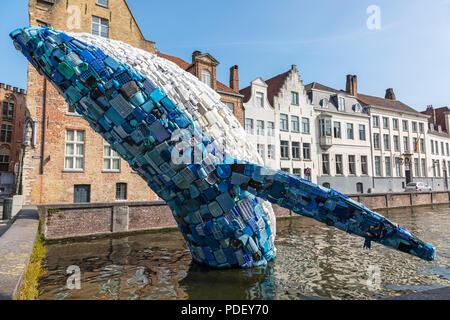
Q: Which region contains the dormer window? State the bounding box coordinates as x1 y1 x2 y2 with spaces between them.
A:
201 69 212 87
338 97 345 111
256 92 264 107
320 98 329 108
353 103 362 113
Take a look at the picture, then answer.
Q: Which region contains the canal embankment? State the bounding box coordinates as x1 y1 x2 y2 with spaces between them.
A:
37 190 450 241
0 206 39 300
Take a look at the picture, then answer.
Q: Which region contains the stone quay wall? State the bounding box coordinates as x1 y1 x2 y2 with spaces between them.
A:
38 191 450 240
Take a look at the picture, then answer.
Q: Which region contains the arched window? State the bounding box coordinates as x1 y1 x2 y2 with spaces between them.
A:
201 69 212 87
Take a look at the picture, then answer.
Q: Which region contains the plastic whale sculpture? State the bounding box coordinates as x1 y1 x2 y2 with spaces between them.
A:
10 26 436 268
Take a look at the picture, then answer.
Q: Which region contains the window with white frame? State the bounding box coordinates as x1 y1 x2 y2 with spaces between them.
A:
361 156 368 175
65 130 85 171
267 122 275 136
402 120 409 131
280 114 288 131
395 158 402 176
292 142 301 160
338 97 345 111
335 154 343 175
373 133 380 149
385 157 392 176
116 183 127 201
257 144 265 159
280 141 289 159
302 118 310 134
303 143 311 160
291 92 299 105
348 155 356 175
256 92 264 107
392 118 399 130
92 16 109 38
375 156 381 177
201 69 212 87
267 145 275 159
393 135 400 151
256 120 265 136
373 116 379 127
347 123 354 140
359 124 366 141
322 154 330 175
103 142 120 172
291 116 299 132
403 137 409 152
245 118 254 134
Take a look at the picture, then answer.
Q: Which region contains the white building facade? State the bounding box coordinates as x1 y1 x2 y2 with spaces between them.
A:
241 65 317 183
305 78 373 194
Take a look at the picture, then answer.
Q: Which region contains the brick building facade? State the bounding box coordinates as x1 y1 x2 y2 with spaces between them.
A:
23 0 158 204
156 51 245 126
0 83 27 197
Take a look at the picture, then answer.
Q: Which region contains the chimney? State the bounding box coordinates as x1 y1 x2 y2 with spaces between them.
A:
385 88 396 100
426 105 436 126
192 50 201 63
230 65 239 92
291 64 297 72
345 75 357 96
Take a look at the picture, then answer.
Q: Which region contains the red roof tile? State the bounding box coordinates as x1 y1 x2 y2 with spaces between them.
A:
239 85 252 103
356 93 419 114
265 70 290 107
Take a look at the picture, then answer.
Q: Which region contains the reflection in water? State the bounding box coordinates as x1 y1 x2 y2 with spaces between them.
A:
38 206 450 300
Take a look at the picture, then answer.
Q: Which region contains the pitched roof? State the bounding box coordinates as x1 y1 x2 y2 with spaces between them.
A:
239 85 252 103
356 93 419 114
156 51 239 95
305 81 422 115
156 51 191 70
265 70 290 107
304 82 341 94
422 106 450 133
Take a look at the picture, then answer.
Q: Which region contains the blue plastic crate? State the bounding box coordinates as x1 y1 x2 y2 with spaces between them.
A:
149 88 166 103
105 107 125 127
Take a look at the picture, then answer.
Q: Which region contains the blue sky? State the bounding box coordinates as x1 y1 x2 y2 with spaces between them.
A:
1 0 450 111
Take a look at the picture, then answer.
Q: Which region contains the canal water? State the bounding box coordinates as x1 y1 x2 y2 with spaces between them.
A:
38 206 450 300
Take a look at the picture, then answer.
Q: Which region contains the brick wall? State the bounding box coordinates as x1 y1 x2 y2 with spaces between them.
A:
38 192 449 240
0 84 27 196
23 0 158 205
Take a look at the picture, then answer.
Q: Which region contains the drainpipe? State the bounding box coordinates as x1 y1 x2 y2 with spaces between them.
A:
39 79 47 175
39 79 47 204
368 108 375 190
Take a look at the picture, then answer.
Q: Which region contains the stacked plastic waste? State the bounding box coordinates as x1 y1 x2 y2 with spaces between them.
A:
10 26 436 268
